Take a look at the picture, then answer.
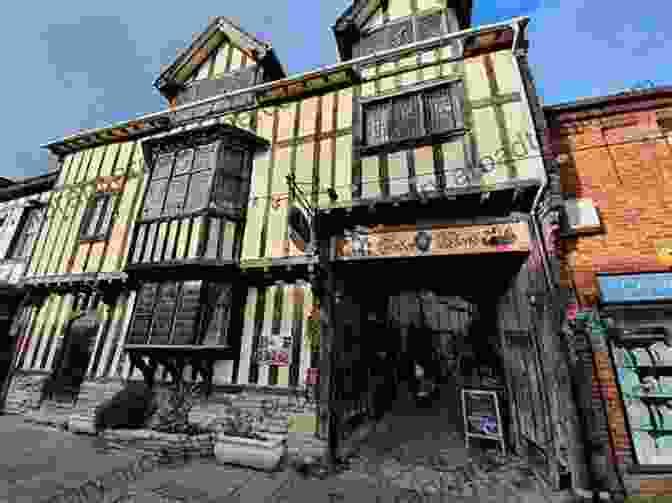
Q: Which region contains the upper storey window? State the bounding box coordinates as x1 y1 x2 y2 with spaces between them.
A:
142 143 250 221
362 80 464 152
8 206 43 260
140 125 265 223
354 10 454 59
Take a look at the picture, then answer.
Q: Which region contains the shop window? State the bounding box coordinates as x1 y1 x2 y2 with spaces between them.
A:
142 144 248 221
611 325 672 466
362 80 464 152
80 193 115 241
8 206 43 260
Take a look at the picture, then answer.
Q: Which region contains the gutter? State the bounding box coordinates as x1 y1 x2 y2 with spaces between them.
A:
41 16 528 150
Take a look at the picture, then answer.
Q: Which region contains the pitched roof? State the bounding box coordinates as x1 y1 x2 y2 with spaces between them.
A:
154 16 285 99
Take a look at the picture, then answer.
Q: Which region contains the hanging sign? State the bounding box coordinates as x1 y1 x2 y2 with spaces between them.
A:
256 332 293 366
335 222 530 259
461 389 505 454
288 206 311 252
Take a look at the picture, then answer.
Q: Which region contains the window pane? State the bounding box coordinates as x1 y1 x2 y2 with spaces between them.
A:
221 149 245 177
424 86 456 133
143 179 168 219
355 27 388 58
135 283 157 315
173 281 201 345
153 153 174 180
128 316 152 345
84 198 106 237
97 196 115 236
212 172 241 208
365 101 390 145
388 20 414 49
163 175 189 217
12 208 42 259
417 12 445 41
184 170 214 212
174 149 194 176
194 144 218 173
390 94 422 141
150 282 179 345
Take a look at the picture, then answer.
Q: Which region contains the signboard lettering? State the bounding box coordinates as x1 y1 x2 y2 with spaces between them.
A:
598 273 672 304
336 222 529 259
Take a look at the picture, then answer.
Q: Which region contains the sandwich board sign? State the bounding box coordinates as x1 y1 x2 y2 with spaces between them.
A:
461 389 505 454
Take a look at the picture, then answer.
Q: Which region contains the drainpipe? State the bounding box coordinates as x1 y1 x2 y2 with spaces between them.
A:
513 18 602 499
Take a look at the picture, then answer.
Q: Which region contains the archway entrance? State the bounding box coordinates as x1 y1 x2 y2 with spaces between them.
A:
327 248 554 480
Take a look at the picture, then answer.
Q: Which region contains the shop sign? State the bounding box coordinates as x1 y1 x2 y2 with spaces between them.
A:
655 240 672 266
335 222 530 259
461 389 505 454
256 332 292 366
598 273 672 304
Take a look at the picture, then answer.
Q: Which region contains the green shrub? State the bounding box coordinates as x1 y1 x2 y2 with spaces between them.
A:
94 381 156 432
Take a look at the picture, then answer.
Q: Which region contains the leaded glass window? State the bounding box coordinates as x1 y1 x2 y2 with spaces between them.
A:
9 207 43 259
362 81 464 148
141 143 249 220
79 194 115 241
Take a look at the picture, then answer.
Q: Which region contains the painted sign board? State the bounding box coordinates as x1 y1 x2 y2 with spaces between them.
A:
655 240 672 267
335 222 530 260
598 273 672 304
255 331 293 366
461 388 505 454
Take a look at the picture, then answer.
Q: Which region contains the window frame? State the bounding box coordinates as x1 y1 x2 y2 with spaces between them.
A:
8 206 44 260
127 280 236 348
356 8 451 58
140 142 251 223
359 79 466 156
79 192 115 242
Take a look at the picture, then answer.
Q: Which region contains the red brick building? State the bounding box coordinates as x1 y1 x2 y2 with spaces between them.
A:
546 86 672 499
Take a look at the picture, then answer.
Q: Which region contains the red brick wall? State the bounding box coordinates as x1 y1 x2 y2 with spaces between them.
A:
548 96 672 497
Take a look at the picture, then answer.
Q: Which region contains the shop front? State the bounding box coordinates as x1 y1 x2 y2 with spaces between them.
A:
595 272 672 493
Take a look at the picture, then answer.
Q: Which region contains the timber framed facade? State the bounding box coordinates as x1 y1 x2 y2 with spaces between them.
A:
5 0 585 491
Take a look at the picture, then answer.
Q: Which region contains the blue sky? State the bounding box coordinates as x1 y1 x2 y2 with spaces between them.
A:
4 0 669 179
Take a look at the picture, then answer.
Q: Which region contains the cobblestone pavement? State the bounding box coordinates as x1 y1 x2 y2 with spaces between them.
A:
0 414 140 503
97 381 572 502
315 380 560 502
0 380 578 502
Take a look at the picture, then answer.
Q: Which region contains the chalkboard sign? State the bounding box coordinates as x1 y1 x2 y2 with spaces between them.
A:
461 389 505 454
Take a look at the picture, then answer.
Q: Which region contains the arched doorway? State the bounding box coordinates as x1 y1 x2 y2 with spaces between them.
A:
44 309 99 403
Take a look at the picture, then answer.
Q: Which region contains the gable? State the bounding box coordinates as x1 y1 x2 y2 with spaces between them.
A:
184 36 257 85
155 16 285 103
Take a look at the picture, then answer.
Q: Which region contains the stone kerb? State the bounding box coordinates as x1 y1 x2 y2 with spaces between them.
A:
99 428 216 462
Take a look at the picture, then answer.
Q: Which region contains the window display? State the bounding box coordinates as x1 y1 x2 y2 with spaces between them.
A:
612 327 672 465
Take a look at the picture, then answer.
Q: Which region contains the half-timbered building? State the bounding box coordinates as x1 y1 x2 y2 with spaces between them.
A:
5 0 585 492
0 172 56 407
